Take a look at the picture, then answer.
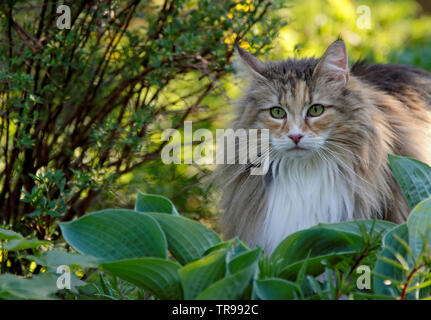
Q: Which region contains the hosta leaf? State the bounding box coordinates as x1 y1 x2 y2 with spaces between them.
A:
313 219 395 238
0 273 85 300
101 258 182 300
227 247 261 275
0 228 23 241
0 274 57 300
145 212 221 265
179 249 226 300
3 238 49 251
407 197 431 260
373 224 412 298
135 192 179 215
32 250 97 271
196 262 257 300
254 278 301 300
388 154 431 208
271 227 360 280
59 209 167 262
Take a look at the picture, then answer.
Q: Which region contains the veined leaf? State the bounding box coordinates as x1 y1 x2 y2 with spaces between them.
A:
59 209 167 262
227 247 261 275
101 258 182 300
271 228 359 280
373 224 412 298
271 220 393 280
179 249 226 300
407 197 431 260
254 278 301 300
145 212 221 265
196 262 257 300
135 192 179 216
388 154 431 208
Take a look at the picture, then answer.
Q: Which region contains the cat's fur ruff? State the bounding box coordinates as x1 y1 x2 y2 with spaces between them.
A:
217 40 431 253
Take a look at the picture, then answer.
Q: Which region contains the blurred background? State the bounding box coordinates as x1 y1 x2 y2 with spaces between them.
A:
0 0 430 238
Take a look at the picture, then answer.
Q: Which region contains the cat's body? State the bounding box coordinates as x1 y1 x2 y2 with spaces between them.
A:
217 40 431 253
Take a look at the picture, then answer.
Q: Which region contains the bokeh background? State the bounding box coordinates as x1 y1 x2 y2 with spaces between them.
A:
1 0 430 238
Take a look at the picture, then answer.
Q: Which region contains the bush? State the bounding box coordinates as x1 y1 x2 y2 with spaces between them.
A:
0 0 283 235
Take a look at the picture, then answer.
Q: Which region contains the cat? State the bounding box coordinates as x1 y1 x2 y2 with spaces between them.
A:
216 39 431 254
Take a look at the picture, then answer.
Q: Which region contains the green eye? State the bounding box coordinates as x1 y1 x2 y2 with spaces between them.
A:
270 107 286 119
307 104 324 117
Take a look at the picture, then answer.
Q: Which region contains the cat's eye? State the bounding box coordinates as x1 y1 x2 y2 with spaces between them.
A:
307 104 324 117
270 107 286 119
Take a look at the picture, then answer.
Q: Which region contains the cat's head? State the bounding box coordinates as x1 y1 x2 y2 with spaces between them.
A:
236 40 356 160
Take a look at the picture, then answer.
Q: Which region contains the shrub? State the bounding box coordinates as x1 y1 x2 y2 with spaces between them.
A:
0 0 283 234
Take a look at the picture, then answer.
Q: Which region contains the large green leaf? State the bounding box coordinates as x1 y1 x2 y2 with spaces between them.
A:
271 228 359 280
254 278 301 300
196 262 258 300
388 154 431 208
179 249 226 300
59 209 167 262
271 220 393 280
101 258 182 300
135 192 179 216
313 219 395 238
145 212 221 265
373 224 410 298
407 197 431 260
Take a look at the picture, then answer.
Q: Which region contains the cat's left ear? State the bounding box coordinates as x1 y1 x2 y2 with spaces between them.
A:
313 40 349 90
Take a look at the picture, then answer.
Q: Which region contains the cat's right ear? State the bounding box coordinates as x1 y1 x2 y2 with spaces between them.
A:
235 42 266 79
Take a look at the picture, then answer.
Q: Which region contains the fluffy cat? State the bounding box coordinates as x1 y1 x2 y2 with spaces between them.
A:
217 39 431 254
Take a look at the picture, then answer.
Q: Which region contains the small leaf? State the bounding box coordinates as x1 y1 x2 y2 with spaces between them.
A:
135 193 179 215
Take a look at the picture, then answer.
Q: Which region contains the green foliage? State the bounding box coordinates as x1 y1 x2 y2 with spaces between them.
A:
0 0 283 234
3 152 431 300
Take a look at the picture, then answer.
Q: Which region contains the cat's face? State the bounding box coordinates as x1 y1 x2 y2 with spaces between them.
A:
237 40 351 160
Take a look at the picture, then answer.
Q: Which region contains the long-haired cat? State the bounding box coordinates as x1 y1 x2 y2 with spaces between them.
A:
217 39 431 254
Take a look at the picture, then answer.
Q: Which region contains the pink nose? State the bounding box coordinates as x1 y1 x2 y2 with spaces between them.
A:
288 134 303 144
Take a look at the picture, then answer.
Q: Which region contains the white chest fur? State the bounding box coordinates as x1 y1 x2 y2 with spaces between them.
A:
255 157 355 254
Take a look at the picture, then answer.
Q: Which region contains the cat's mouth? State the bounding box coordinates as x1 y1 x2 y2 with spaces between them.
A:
289 146 306 151
286 146 311 157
